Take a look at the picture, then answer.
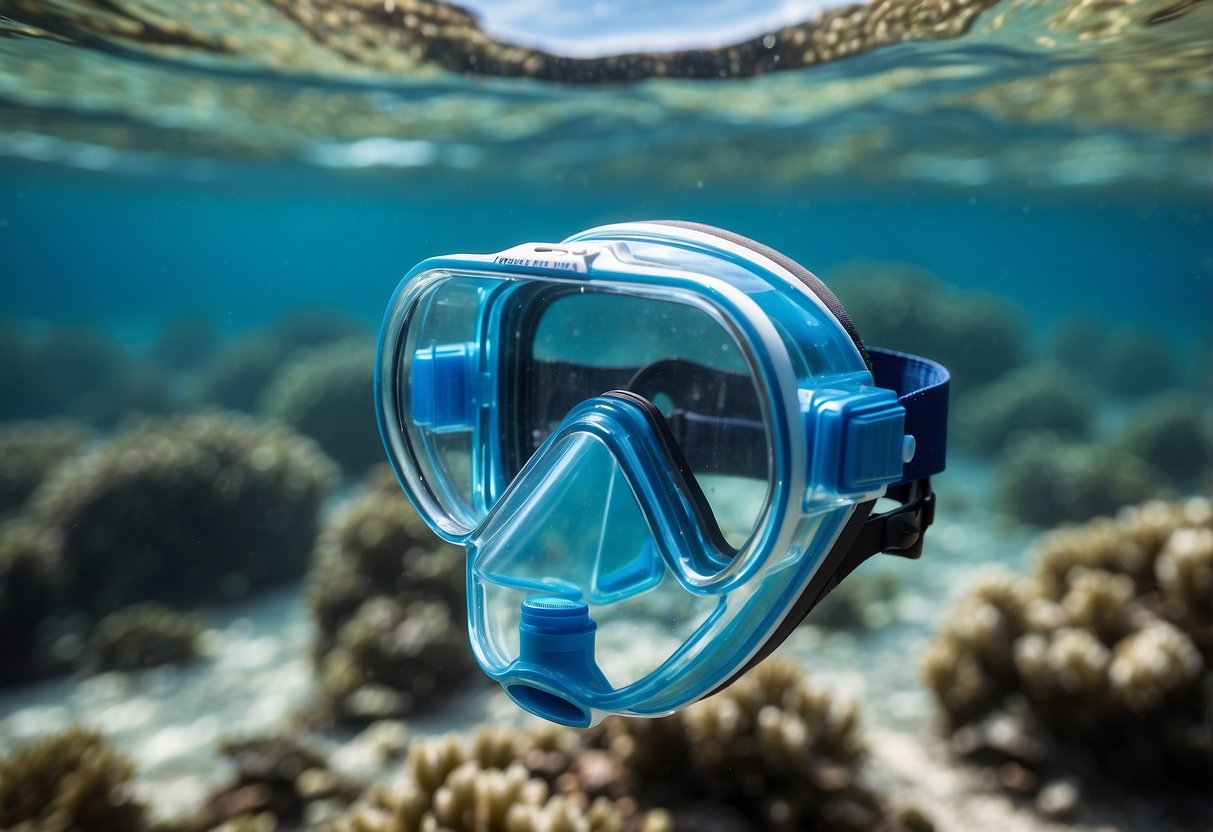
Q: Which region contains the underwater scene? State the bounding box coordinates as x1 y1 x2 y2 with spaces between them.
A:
0 0 1211 830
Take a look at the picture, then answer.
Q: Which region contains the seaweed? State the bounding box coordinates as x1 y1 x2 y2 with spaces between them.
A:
1096 329 1182 399
923 496 1213 796
0 320 173 426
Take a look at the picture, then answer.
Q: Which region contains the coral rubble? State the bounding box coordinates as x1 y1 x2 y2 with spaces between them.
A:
28 410 337 618
923 496 1213 793
0 726 149 832
307 466 471 724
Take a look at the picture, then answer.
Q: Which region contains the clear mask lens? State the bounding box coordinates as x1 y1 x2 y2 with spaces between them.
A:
508 288 771 549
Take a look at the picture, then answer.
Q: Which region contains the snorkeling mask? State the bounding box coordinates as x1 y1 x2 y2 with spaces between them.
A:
376 221 949 727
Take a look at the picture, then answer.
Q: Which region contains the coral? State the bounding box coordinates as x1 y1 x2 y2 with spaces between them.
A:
1045 314 1108 375
996 435 1158 527
260 339 382 476
0 420 91 518
1116 392 1213 489
152 315 222 371
596 657 921 832
0 726 149 832
192 336 290 413
923 496 1213 791
307 466 469 724
78 602 203 674
0 321 172 426
330 728 641 832
808 567 901 630
0 518 64 685
271 308 369 353
28 411 337 618
1096 329 1182 398
952 364 1095 456
830 261 1026 391
316 597 472 722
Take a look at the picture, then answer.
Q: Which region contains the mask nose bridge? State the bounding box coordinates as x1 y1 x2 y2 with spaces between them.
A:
534 392 735 590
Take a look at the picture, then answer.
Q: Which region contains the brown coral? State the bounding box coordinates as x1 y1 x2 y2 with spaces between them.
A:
307 466 471 724
0 518 64 685
78 602 204 674
331 727 639 832
596 657 918 832
0 726 149 832
0 420 91 518
924 495 1213 790
28 410 337 618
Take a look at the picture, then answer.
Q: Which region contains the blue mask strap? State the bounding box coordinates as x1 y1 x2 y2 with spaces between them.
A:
867 347 950 484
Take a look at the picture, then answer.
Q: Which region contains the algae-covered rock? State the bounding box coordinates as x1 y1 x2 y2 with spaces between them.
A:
28 410 337 618
923 496 1213 792
307 466 470 724
0 726 149 832
261 340 381 476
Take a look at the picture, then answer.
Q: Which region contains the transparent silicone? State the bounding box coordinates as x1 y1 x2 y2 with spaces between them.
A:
376 222 900 725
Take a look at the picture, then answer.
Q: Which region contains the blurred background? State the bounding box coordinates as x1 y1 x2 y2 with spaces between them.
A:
0 1 1210 831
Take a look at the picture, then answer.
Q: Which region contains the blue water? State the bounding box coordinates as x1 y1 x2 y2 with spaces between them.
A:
3 163 1209 342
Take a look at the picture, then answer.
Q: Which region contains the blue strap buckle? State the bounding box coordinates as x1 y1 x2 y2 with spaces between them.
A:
411 342 477 431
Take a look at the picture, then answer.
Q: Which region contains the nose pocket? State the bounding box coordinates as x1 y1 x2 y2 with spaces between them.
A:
590 466 663 603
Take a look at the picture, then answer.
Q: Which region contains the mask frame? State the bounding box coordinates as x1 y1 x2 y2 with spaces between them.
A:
376 221 949 725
